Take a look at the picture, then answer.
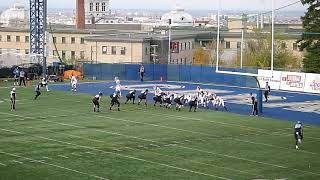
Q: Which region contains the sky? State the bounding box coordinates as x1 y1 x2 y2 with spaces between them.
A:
1 0 306 11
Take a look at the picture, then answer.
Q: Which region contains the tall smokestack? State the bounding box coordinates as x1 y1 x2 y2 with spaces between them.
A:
76 0 85 29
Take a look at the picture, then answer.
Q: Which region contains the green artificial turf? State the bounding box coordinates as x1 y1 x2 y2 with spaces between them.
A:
0 86 319 180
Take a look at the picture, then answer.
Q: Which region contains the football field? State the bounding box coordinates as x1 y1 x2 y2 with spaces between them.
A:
0 86 320 180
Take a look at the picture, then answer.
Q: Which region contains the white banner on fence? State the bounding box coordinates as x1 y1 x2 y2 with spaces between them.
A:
257 70 282 90
280 71 306 92
304 73 320 94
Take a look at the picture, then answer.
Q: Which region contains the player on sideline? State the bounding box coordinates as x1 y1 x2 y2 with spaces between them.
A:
215 96 228 111
70 75 78 93
138 89 149 106
92 92 103 112
110 91 121 111
189 95 198 112
34 83 41 100
125 90 136 104
174 94 184 111
294 121 303 149
264 82 271 102
10 88 16 111
41 76 50 92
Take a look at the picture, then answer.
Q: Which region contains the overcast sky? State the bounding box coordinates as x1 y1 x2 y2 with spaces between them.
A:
2 0 305 11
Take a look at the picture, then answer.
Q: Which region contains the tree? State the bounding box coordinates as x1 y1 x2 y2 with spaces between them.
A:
234 29 301 70
299 0 320 73
193 48 210 65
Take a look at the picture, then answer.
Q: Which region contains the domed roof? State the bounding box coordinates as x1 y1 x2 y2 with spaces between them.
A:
161 7 193 26
0 2 28 27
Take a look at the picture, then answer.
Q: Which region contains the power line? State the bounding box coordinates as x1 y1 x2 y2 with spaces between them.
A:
248 0 301 17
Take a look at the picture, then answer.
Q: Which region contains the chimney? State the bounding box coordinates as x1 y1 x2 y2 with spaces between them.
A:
76 0 85 29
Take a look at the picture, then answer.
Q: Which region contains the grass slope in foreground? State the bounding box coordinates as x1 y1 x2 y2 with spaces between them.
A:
0 87 319 180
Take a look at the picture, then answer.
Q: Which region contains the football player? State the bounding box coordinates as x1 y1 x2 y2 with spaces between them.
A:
163 92 174 109
264 82 271 102
41 76 49 92
215 96 228 111
189 95 198 112
153 86 164 107
110 91 121 111
125 90 136 104
138 89 149 106
294 121 303 149
92 92 103 112
10 88 16 111
174 94 185 111
34 83 41 100
70 75 78 92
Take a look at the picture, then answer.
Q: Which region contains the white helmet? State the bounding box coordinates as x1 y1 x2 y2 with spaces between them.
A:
12 88 16 91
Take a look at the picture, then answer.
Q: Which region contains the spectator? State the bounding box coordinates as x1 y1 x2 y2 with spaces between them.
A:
13 67 20 86
139 64 145 82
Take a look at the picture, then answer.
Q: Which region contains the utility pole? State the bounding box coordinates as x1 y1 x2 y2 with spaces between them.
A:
168 19 172 64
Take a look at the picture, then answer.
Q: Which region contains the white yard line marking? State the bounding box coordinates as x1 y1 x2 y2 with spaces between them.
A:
51 109 319 156
11 160 23 164
0 151 109 180
0 162 7 166
57 155 69 159
1 116 320 178
0 128 231 180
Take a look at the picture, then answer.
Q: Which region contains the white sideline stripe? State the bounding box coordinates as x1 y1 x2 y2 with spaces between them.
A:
57 155 69 159
0 128 231 180
11 160 23 164
0 151 109 180
1 113 319 177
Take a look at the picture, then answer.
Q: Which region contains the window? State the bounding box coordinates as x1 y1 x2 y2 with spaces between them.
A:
71 37 75 44
184 58 187 64
80 38 85 44
53 37 57 43
102 46 107 55
102 2 106 11
16 49 20 53
0 48 2 54
145 47 148 55
80 51 85 59
89 3 93 11
184 43 187 50
25 49 29 54
62 37 66 44
226 41 231 49
7 35 11 42
121 47 126 55
281 42 287 49
180 43 183 51
96 2 100 11
25 36 29 43
111 46 116 55
62 51 66 59
53 50 58 56
188 42 191 49
293 43 298 51
237 42 241 49
71 51 76 59
16 36 20 42
181 58 183 64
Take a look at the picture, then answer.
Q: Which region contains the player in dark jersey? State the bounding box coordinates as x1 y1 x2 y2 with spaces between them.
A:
164 93 174 109
174 94 184 111
252 99 258 116
125 90 136 104
294 121 303 149
264 82 271 102
189 95 198 112
10 88 16 111
110 92 121 111
138 89 148 106
153 92 165 107
92 92 103 112
34 84 41 100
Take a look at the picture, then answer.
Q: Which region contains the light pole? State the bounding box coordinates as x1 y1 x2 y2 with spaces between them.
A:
215 0 220 71
168 19 172 64
271 0 274 75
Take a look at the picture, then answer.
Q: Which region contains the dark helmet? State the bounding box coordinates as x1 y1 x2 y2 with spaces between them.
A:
133 89 136 93
99 92 103 96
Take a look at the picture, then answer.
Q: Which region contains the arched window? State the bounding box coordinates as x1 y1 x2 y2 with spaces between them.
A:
102 2 106 12
89 3 93 12
96 2 100 12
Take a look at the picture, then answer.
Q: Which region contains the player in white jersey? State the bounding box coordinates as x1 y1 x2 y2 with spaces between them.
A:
153 86 164 107
70 75 78 92
215 96 228 111
10 88 16 111
114 76 121 85
204 91 215 109
40 76 49 92
196 86 204 96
